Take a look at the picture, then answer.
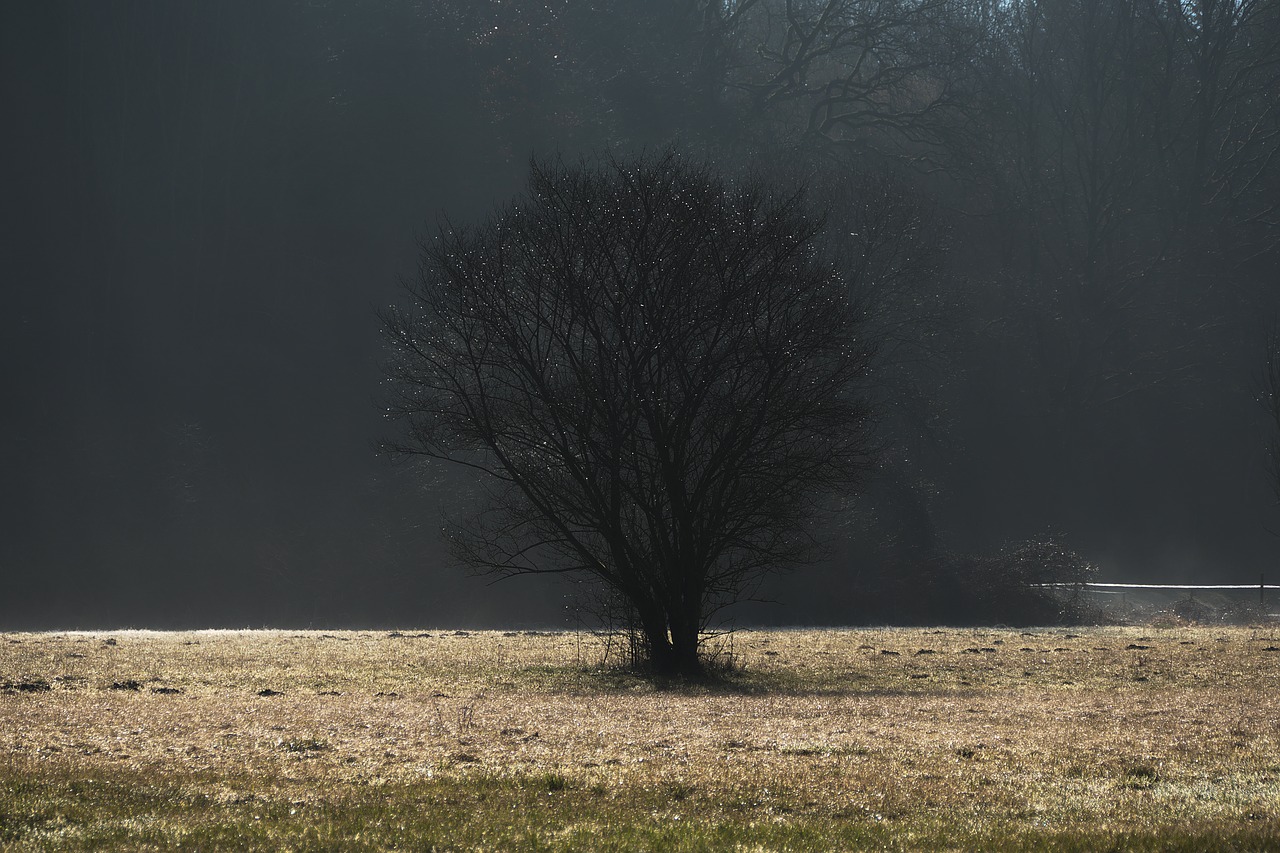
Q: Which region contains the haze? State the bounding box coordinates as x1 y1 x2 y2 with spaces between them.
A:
3 1 1277 630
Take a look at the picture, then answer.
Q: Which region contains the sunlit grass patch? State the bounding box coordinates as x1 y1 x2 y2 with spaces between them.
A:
2 626 1279 849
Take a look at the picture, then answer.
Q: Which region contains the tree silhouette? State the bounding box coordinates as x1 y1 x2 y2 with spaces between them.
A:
384 153 877 676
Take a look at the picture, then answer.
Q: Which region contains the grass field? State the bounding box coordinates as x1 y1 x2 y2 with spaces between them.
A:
3 625 1279 850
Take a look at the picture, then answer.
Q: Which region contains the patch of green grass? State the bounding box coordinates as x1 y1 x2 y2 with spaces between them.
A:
2 766 1277 852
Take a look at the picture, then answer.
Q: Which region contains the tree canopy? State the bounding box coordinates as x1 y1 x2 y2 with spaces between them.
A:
384 153 878 675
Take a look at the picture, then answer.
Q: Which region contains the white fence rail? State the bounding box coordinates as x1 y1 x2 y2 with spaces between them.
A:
1037 583 1279 590
1035 581 1279 620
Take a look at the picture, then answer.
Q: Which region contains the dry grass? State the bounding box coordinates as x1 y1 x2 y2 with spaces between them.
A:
3 626 1279 850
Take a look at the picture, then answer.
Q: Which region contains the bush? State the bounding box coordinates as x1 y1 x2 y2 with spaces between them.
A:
855 539 1097 626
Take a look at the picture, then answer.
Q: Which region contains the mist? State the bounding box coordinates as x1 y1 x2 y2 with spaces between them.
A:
3 1 1278 630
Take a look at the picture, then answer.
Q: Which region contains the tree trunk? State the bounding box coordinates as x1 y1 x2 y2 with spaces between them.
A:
668 618 702 678
639 611 703 678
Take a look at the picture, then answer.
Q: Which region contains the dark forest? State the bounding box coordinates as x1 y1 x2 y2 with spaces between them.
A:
3 0 1278 629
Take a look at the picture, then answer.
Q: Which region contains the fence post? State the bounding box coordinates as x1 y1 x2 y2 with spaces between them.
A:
1262 573 1266 608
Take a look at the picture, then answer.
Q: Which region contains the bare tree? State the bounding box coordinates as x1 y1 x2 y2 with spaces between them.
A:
383 153 878 676
699 0 984 164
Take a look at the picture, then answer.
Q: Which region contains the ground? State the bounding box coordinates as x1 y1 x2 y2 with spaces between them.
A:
2 626 1279 850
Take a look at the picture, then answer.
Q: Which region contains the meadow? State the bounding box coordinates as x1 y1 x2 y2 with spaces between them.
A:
2 625 1279 851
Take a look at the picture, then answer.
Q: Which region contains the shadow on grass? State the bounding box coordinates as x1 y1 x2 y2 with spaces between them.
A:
517 660 983 699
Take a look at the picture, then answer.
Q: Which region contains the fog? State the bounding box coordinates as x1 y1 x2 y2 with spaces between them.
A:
3 1 1278 629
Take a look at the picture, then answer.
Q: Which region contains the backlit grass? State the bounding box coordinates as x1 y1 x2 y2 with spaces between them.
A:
3 626 1279 850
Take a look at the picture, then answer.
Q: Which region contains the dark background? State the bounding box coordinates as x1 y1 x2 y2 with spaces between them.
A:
3 1 1278 629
